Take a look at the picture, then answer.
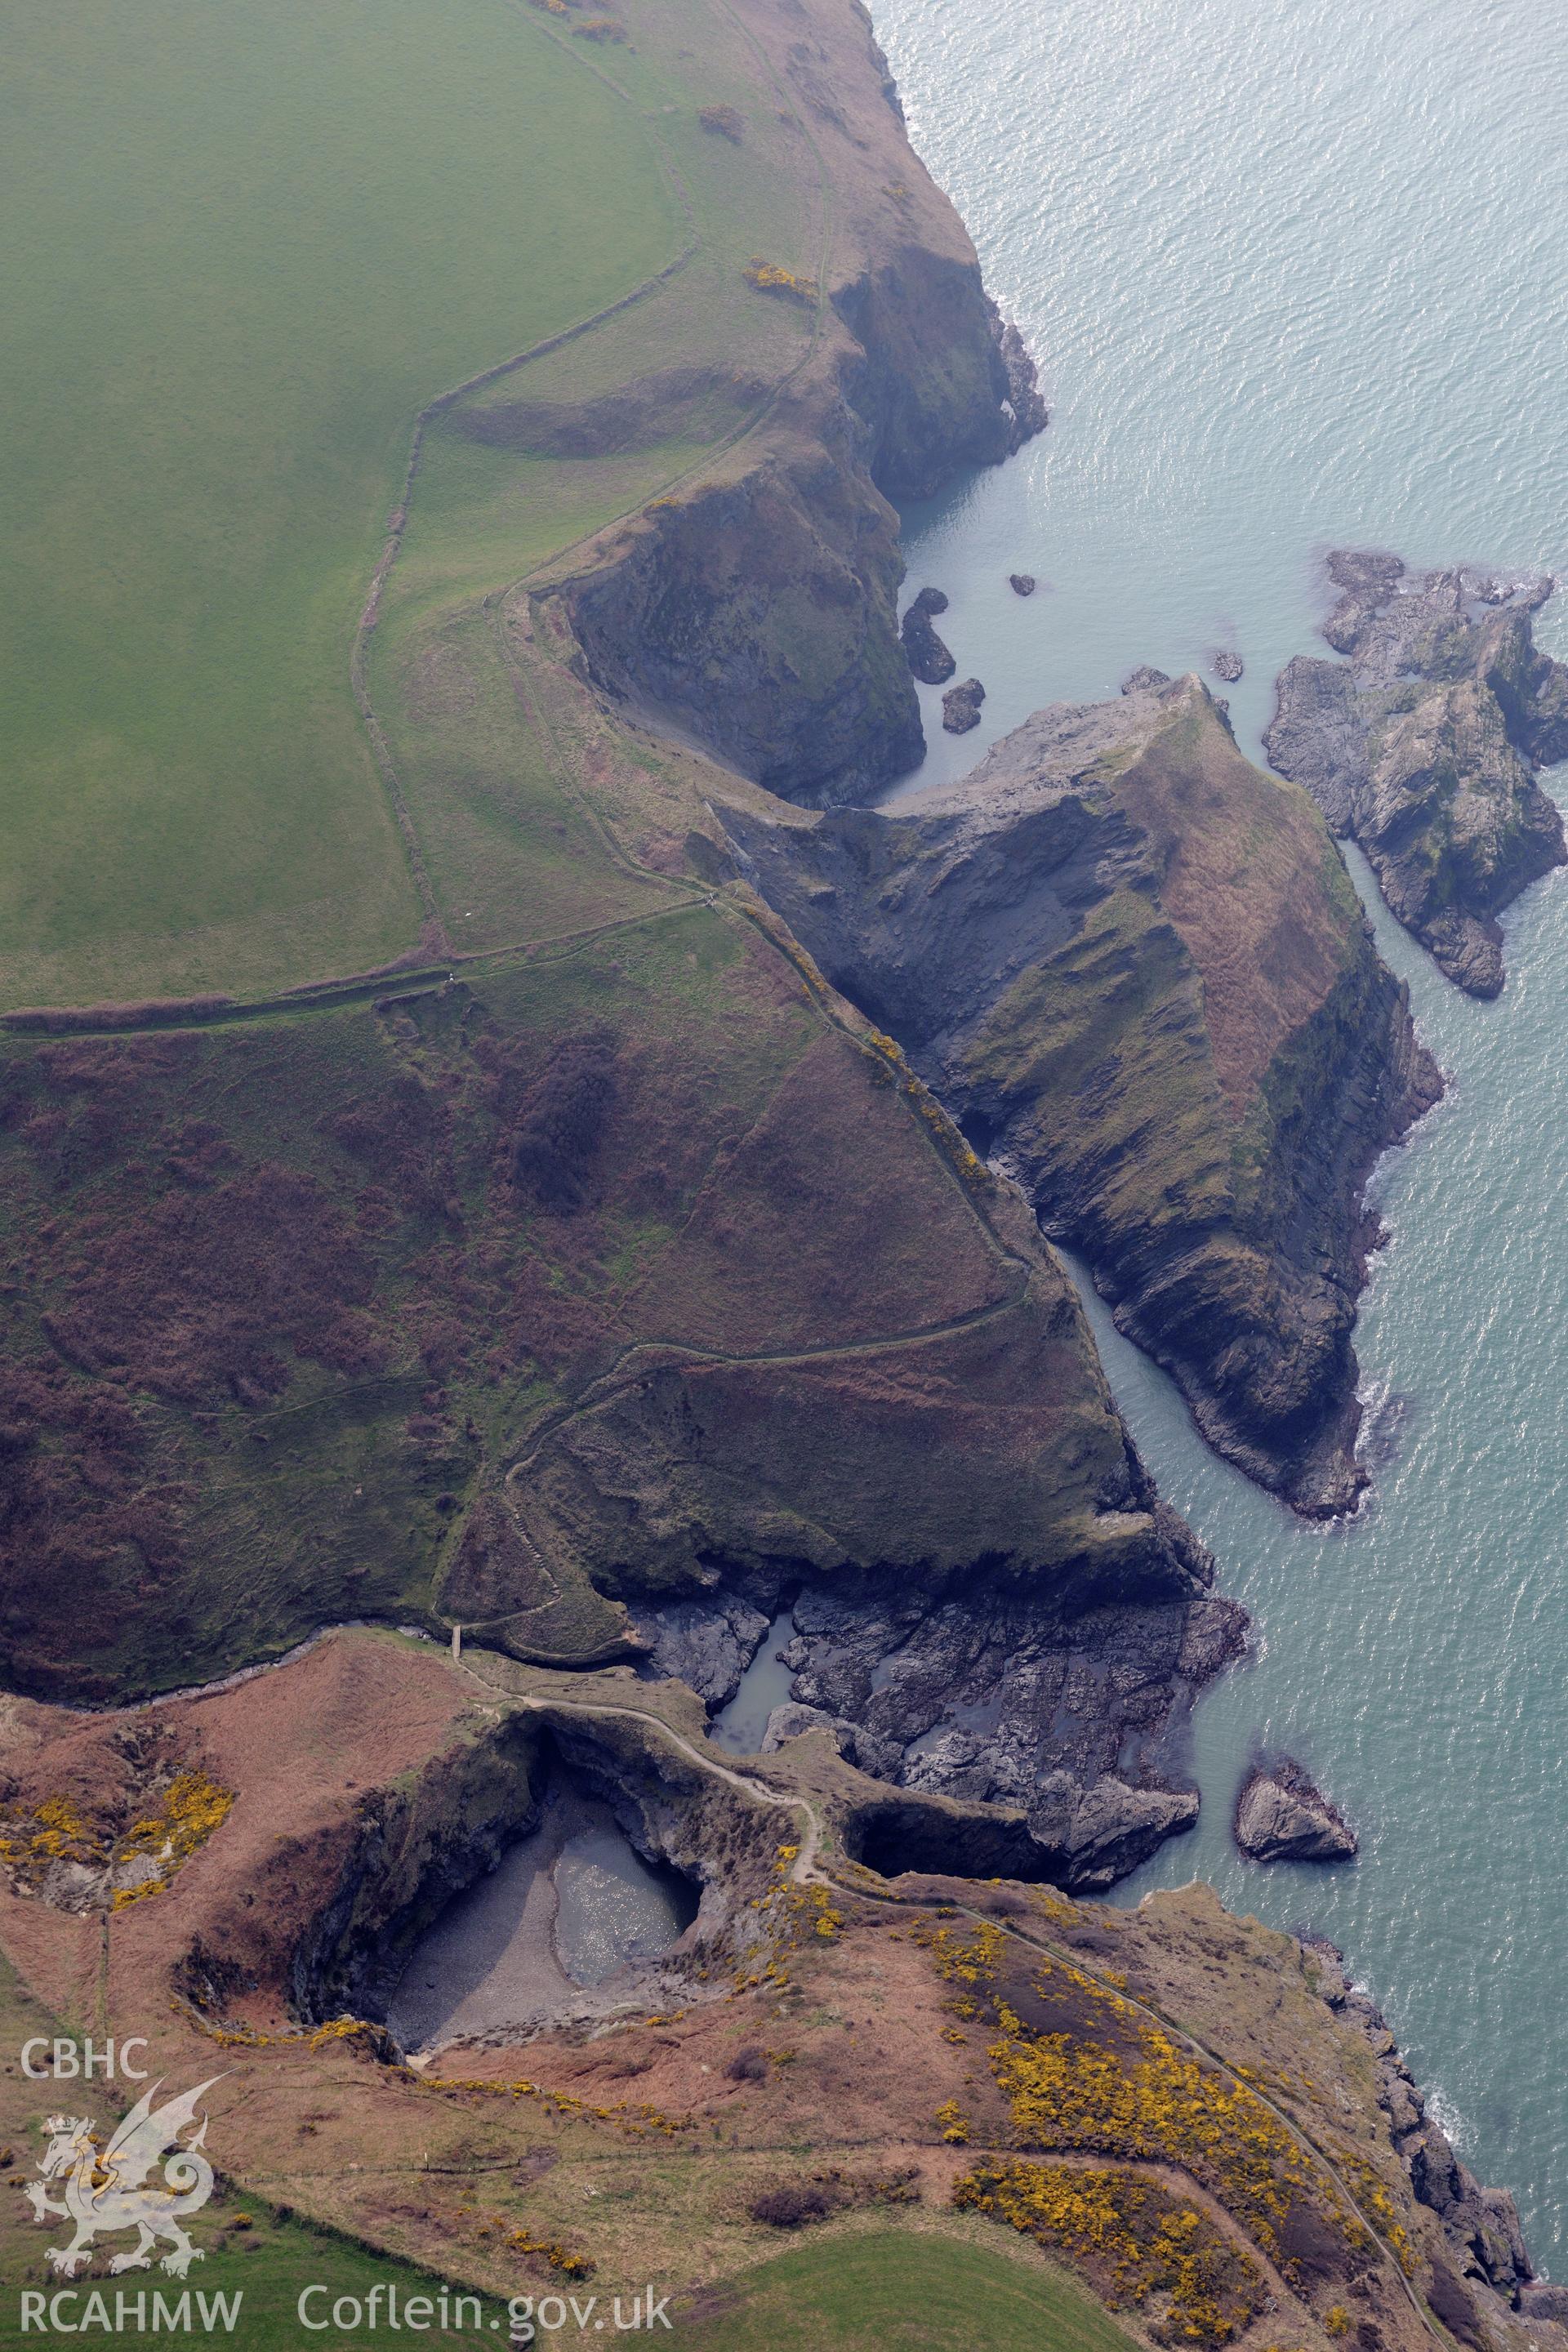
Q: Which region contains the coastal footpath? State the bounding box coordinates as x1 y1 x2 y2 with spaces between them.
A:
0 0 1557 2337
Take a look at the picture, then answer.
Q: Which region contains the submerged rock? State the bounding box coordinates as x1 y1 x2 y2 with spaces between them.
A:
901 586 956 684
1211 647 1243 683
1009 572 1036 596
1266 550 1568 994
942 676 985 732
1235 1759 1356 1862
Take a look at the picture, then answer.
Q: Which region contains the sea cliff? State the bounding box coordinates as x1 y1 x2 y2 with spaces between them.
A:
551 0 1044 806
723 676 1439 1512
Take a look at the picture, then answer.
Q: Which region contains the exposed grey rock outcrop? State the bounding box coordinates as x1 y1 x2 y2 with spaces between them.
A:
1211 648 1243 683
902 586 956 683
1266 552 1568 994
760 1701 854 1756
1121 665 1170 693
1234 1758 1356 1861
1010 572 1036 596
630 1596 770 1710
941 676 985 732
1304 1934 1541 2313
632 1566 1244 1894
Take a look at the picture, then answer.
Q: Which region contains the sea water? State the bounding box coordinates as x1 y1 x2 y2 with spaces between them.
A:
870 0 1568 2266
710 1607 798 1754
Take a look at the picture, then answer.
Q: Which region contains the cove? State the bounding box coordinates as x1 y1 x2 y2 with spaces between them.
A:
386 1786 697 2055
871 0 1568 2270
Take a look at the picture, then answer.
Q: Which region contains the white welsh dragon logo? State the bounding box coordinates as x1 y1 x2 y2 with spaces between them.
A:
24 2078 223 2277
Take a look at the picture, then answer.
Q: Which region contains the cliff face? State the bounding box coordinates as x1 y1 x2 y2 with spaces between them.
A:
1266 552 1568 994
555 0 1045 807
724 676 1440 1513
555 416 924 808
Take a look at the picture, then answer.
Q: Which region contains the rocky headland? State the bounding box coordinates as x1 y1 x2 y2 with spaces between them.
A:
550 0 1045 808
723 674 1439 1512
1235 1757 1357 1863
1266 550 1568 994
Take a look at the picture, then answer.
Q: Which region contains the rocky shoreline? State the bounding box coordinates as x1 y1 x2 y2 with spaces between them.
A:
1304 1934 1561 2323
1266 551 1568 994
635 1566 1248 1893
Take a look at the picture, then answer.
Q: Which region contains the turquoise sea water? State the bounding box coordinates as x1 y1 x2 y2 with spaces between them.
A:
871 0 1568 2269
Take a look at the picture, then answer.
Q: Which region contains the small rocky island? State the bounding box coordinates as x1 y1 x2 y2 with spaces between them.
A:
1235 1758 1357 1863
901 585 956 683
1009 572 1036 595
942 676 985 732
1266 551 1568 995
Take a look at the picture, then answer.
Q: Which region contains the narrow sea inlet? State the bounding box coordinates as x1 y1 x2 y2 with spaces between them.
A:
872 0 1568 2267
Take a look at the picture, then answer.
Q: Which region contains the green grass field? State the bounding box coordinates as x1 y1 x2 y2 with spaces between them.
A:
674 2229 1144 2352
2 0 680 1008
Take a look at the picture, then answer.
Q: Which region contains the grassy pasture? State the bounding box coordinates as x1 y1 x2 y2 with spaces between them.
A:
675 2228 1144 2352
1 0 679 1008
368 0 829 951
0 1958 503 2345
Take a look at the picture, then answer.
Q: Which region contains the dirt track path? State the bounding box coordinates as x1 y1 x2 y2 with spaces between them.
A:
449 1659 1443 2347
65 1620 1437 2347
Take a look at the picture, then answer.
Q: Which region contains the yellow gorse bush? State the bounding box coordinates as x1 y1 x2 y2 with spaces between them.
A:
956 2159 1265 2348
988 1994 1305 2250
0 1794 93 1870
743 258 817 302
2 1767 234 1908
111 1770 235 1908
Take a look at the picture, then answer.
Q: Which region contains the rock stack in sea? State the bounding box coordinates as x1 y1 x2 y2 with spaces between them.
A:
902 586 956 684
1234 1758 1356 1862
942 678 986 733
